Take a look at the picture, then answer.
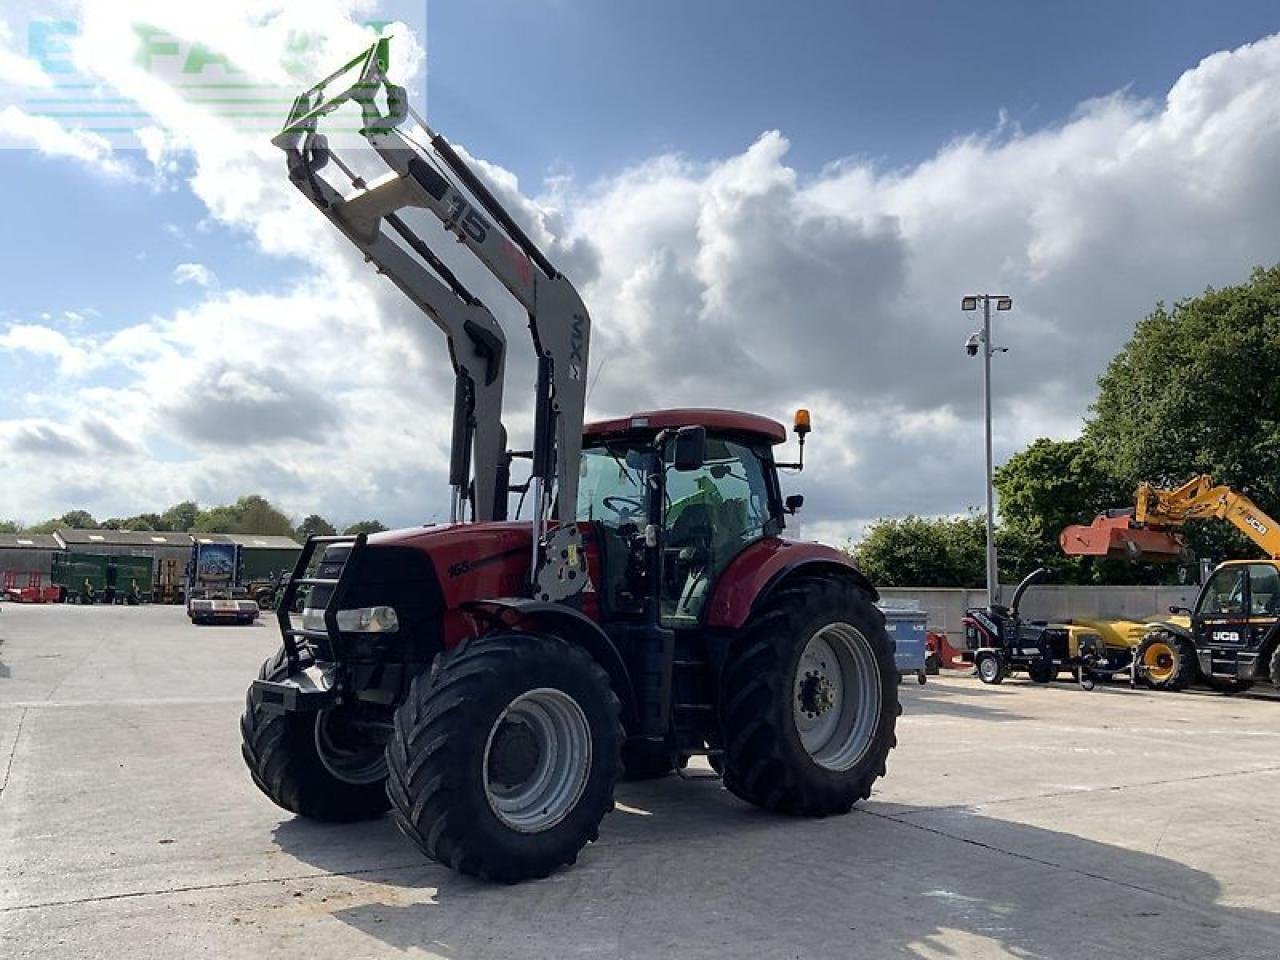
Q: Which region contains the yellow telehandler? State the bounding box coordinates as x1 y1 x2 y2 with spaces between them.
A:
1061 476 1280 692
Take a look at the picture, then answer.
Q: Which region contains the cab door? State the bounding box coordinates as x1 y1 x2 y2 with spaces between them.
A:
658 436 775 627
1243 563 1280 676
1193 564 1251 672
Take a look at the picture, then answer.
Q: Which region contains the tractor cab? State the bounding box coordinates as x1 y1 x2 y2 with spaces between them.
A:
576 409 791 628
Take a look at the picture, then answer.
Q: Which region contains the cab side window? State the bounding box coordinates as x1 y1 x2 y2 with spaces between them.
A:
661 437 772 625
1249 564 1280 615
1203 566 1247 616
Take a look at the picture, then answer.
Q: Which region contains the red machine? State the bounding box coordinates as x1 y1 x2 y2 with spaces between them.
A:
1059 509 1187 562
239 42 899 884
2 571 58 603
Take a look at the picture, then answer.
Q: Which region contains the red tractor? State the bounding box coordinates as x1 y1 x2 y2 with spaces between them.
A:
242 42 898 883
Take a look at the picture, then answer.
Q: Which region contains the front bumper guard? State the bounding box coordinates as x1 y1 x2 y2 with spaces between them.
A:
253 662 339 714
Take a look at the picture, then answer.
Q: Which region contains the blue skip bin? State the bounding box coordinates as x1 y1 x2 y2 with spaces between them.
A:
877 603 929 685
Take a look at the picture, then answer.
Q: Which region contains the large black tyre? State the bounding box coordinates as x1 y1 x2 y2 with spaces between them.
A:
240 648 391 821
719 578 898 817
385 633 623 883
1136 630 1198 691
1269 645 1280 691
621 738 676 780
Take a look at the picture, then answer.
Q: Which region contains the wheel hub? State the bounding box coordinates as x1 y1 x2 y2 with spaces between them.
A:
482 687 592 834
487 719 543 790
792 624 882 772
797 671 836 717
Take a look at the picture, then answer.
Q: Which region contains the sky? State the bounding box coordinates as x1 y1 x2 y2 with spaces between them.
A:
2 1 1280 542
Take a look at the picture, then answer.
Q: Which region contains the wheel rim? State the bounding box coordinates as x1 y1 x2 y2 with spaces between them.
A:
979 656 999 681
793 622 882 771
1143 641 1176 683
314 707 389 785
483 687 592 833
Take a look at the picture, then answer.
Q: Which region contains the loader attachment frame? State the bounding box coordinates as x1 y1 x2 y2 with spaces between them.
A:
273 40 591 598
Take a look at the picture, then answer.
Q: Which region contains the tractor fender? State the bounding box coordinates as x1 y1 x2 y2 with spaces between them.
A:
705 539 878 631
460 598 637 726
1143 619 1193 641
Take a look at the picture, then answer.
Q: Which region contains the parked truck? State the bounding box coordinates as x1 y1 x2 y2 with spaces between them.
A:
186 540 259 625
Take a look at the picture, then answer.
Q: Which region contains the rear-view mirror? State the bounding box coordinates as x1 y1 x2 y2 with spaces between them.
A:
672 426 706 472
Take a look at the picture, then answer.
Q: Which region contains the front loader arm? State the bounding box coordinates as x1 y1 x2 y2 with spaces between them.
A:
279 126 507 522
275 41 591 598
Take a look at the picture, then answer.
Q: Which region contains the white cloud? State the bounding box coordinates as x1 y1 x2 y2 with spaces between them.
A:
0 323 96 376
4 9 1280 544
0 105 133 177
172 262 215 287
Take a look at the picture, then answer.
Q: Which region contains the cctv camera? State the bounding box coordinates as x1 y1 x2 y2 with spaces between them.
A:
964 333 981 357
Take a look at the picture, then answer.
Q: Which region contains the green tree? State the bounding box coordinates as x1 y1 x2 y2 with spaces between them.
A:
850 512 1056 588
0 520 20 534
123 513 169 532
991 438 1151 583
162 501 200 532
343 519 388 536
193 495 294 536
851 514 987 587
59 510 96 529
296 514 337 541
1085 265 1280 564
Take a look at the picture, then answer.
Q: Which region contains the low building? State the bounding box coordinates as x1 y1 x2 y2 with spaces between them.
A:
0 533 62 582
56 529 194 575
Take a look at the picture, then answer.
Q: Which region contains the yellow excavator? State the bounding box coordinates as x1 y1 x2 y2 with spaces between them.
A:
1061 475 1280 693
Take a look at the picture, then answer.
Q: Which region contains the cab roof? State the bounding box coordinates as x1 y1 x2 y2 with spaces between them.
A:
583 408 788 445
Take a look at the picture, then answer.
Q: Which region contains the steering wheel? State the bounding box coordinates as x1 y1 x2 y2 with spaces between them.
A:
602 495 644 519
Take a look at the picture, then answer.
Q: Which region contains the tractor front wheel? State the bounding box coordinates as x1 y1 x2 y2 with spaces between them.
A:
719 578 898 817
240 649 392 822
1136 630 1197 691
385 633 622 882
1269 645 1280 692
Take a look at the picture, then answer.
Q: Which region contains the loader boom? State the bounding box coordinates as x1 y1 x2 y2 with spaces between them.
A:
274 41 591 599
1135 476 1280 559
1061 474 1280 562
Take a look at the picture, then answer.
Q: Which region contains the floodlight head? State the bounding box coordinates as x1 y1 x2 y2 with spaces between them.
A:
996 296 1013 311
961 296 979 312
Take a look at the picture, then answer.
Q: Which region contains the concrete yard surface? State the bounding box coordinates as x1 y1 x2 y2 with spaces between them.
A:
1 604 1278 959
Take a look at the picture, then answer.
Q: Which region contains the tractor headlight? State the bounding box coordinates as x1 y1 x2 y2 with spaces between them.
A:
302 605 399 633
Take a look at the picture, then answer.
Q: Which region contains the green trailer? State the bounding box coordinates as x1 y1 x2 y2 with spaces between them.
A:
113 554 154 603
51 552 153 603
52 552 111 602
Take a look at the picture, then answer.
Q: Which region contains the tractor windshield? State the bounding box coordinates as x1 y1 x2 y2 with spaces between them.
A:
577 442 650 525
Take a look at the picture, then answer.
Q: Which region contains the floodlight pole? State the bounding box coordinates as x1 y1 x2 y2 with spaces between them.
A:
980 297 998 608
962 294 1012 608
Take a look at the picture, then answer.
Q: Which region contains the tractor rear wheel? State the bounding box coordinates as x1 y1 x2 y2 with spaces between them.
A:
385 633 622 883
1136 630 1197 691
719 578 898 817
240 648 391 821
